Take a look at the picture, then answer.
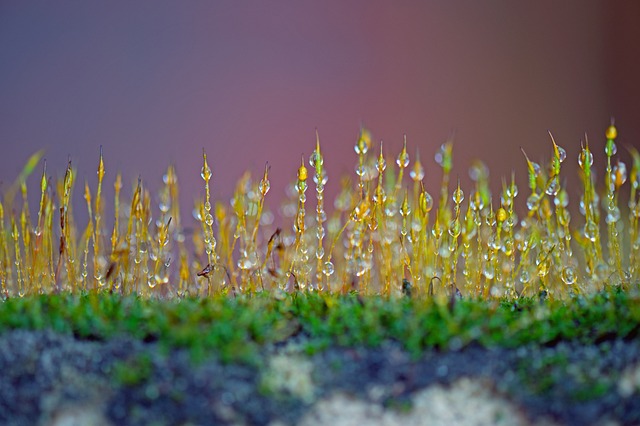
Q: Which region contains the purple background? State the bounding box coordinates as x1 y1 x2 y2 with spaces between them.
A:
1 2 638 225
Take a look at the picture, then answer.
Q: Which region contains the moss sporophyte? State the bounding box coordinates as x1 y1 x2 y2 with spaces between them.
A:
0 123 638 301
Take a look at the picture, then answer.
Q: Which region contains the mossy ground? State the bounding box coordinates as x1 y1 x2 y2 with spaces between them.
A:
1 288 640 425
1 287 639 366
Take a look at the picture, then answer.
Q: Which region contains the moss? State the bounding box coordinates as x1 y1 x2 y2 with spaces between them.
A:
0 288 638 367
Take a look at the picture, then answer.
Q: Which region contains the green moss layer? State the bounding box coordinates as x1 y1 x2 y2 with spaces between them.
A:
1 288 639 365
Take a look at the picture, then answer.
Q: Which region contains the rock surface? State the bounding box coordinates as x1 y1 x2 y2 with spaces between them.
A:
0 330 639 425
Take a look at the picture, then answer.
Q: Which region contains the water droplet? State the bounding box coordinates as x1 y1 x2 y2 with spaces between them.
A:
545 177 560 196
316 247 324 259
396 151 410 168
259 178 270 195
452 187 464 204
238 256 252 270
201 165 211 181
606 207 620 224
612 162 627 188
557 145 567 162
557 209 571 227
154 273 169 286
448 220 461 238
537 261 550 278
483 264 495 279
526 194 540 211
605 139 617 157
309 151 323 168
583 222 598 242
435 143 449 167
410 162 424 181
323 261 335 276
561 266 576 285
519 269 531 284
578 149 593 168
205 214 214 227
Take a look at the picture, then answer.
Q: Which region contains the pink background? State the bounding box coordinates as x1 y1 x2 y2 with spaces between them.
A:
1 2 638 225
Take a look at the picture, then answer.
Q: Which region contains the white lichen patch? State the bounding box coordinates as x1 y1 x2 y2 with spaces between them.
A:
618 362 640 398
47 402 112 426
299 377 559 426
261 352 316 402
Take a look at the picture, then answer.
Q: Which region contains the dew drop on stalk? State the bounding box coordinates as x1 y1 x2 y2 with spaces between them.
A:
396 151 410 168
410 161 424 181
448 220 461 238
322 261 335 276
452 187 464 204
154 272 169 286
238 256 251 270
201 165 211 181
561 266 576 285
605 139 617 157
558 209 571 227
309 151 323 168
545 177 560 196
205 214 214 227
376 157 386 173
483 264 495 280
314 173 328 186
501 238 514 256
531 162 541 176
612 162 627 188
578 150 593 168
259 178 270 196
526 194 539 211
435 143 449 167
583 222 598 242
537 261 550 278
606 207 620 224
519 269 531 284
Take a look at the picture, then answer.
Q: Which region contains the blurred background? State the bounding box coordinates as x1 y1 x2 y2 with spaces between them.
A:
1 1 638 227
